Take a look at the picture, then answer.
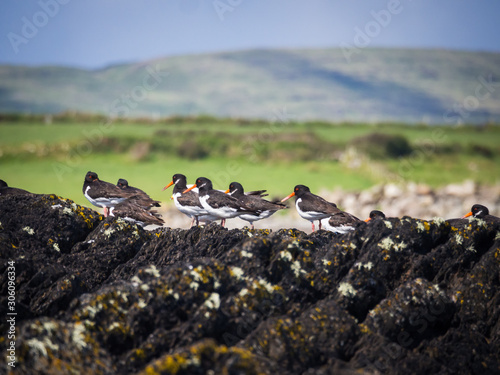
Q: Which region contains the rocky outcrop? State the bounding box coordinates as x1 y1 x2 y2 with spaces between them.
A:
0 194 499 374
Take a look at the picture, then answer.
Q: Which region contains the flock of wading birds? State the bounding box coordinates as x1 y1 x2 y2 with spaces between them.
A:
1 172 498 232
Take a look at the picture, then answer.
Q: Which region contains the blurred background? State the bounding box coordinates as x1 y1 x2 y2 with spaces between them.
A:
1 0 499 230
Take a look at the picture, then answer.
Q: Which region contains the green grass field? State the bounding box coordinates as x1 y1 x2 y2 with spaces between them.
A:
1 116 499 208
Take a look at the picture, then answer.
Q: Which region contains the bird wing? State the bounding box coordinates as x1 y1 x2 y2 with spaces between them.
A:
329 211 361 226
298 193 340 215
176 191 204 209
238 194 287 213
207 190 255 212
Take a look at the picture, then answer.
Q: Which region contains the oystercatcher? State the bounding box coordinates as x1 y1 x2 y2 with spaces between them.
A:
321 209 362 234
82 171 135 217
109 198 164 227
183 177 256 227
225 181 287 229
365 210 386 222
281 185 360 232
163 174 218 227
0 180 32 196
462 204 499 222
117 178 161 208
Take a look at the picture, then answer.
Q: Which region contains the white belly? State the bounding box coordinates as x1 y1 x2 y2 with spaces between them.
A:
320 218 355 234
84 186 126 208
239 210 274 223
295 198 330 222
199 195 241 219
173 193 209 218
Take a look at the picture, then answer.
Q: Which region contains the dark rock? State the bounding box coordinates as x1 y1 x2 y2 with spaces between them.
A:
61 218 149 291
15 317 114 374
0 194 102 256
141 338 271 375
0 194 103 321
241 298 360 373
107 223 250 282
1 195 499 374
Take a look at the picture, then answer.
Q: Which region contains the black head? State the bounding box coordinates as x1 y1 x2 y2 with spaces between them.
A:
163 174 188 192
471 204 489 218
195 177 213 192
117 179 129 189
228 182 244 196
281 184 311 203
85 171 99 183
0 180 7 188
293 185 311 198
370 210 386 220
172 174 187 185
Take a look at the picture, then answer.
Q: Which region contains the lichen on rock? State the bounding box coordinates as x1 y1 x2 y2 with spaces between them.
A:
1 195 499 374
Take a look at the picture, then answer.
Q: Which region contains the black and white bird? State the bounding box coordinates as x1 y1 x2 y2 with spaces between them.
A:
322 209 362 234
225 181 287 229
364 210 386 222
82 171 136 217
108 198 164 227
462 204 499 223
163 174 218 227
117 178 161 209
183 177 256 227
0 180 32 196
281 185 360 232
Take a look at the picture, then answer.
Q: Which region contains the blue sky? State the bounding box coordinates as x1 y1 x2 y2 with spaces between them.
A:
1 0 500 69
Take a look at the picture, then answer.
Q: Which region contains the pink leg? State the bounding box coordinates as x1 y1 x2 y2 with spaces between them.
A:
103 207 109 217
311 221 315 232
221 219 226 227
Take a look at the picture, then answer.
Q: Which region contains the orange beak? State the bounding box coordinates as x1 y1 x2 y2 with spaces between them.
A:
162 181 174 191
364 218 371 222
224 189 230 194
281 191 295 203
462 212 473 219
183 184 197 194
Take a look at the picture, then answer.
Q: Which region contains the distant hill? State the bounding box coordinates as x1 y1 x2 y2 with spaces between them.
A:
1 48 500 124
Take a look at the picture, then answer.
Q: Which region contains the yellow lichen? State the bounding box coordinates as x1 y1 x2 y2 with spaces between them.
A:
359 323 371 334
141 340 260 375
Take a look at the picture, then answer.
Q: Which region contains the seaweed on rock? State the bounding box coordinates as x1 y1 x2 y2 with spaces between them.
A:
1 194 499 374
